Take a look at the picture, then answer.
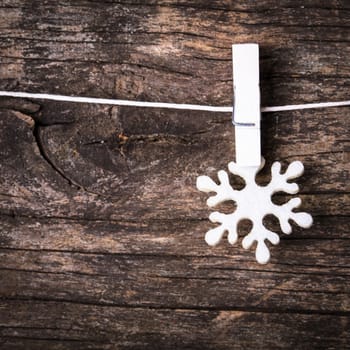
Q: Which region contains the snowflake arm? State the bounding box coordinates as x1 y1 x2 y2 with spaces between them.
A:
267 161 313 233
205 211 241 246
228 157 265 185
196 169 238 207
272 197 313 234
241 222 280 264
267 160 304 195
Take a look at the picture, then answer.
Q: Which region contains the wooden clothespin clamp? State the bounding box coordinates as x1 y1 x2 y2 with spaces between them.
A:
232 43 261 167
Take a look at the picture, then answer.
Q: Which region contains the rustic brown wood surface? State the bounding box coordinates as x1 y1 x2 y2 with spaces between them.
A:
0 1 349 349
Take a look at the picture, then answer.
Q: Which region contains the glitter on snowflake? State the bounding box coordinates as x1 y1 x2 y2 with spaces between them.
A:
196 158 313 264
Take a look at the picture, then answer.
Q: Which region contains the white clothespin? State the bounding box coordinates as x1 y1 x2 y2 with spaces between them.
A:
232 43 261 167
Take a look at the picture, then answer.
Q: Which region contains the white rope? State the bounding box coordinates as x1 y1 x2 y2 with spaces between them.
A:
0 91 349 113
261 100 350 112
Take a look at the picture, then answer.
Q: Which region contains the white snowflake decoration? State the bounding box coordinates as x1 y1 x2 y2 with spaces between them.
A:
196 158 313 264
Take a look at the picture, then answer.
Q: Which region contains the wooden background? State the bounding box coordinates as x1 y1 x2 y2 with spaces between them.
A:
0 1 349 349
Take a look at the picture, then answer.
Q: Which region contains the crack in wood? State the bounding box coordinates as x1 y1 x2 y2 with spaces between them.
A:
32 122 82 189
1 296 349 317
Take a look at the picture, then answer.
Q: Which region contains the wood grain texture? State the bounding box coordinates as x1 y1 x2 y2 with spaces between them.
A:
0 1 349 349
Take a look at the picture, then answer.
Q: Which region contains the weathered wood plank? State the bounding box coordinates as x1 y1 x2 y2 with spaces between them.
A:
0 301 349 350
1 215 349 271
0 107 348 221
1 1 350 104
0 249 349 313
